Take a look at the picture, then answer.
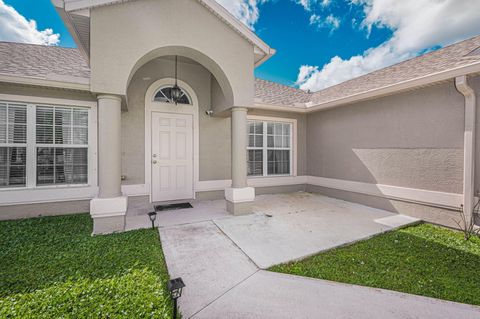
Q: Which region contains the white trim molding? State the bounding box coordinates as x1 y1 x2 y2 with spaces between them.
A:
247 115 298 177
0 94 98 206
0 186 98 206
306 176 463 210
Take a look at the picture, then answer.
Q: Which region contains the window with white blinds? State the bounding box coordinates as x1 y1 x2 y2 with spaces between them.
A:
247 120 292 177
36 107 88 185
0 103 27 187
0 101 90 189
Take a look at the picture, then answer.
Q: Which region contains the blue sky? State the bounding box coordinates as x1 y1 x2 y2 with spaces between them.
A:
1 0 479 91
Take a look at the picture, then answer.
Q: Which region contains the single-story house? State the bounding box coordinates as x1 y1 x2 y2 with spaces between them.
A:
0 0 479 234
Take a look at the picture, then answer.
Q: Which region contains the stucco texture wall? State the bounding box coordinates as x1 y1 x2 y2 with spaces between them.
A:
306 80 467 194
90 0 255 110
122 57 231 185
306 76 480 225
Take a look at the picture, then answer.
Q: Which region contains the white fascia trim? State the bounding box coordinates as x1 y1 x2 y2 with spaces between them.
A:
307 176 463 210
195 176 308 192
0 186 98 206
252 102 307 113
306 62 480 112
0 74 90 92
0 93 96 108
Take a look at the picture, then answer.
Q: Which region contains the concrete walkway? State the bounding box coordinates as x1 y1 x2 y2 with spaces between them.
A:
153 193 480 318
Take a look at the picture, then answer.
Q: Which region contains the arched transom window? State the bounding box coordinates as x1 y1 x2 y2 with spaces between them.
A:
153 86 192 105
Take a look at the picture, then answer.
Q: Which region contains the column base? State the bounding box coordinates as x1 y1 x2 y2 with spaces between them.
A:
225 187 255 216
226 200 253 215
90 196 128 235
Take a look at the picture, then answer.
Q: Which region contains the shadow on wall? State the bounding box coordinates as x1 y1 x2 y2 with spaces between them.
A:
306 80 468 228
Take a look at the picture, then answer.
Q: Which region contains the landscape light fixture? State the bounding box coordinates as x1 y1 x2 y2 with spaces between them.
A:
171 55 182 105
147 211 157 229
168 277 185 319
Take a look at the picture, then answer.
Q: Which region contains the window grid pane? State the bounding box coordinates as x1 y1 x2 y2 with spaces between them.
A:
35 106 89 186
0 147 27 188
247 150 263 176
247 120 292 177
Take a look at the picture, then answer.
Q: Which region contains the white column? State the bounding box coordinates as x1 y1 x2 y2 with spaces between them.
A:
90 94 127 234
225 107 254 215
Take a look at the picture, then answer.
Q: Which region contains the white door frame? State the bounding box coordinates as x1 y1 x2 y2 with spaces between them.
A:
145 78 199 202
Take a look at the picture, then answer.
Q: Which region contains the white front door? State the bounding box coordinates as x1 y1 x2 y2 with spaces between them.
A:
151 112 193 202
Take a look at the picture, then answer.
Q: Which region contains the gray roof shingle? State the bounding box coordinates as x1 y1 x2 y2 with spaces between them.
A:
1 35 480 106
0 41 90 84
254 78 311 107
310 35 480 105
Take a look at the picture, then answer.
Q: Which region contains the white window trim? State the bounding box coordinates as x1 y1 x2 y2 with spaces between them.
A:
0 94 97 205
247 115 297 178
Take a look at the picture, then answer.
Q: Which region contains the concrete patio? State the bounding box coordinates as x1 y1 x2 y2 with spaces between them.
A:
125 192 479 318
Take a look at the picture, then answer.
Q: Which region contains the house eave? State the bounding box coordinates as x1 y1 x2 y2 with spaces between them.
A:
306 61 480 112
0 74 91 92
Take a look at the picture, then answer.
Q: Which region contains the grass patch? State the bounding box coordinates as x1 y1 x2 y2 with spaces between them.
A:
0 214 173 318
270 223 480 305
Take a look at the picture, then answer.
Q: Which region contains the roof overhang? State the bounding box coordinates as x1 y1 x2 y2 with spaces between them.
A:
305 61 480 112
253 61 480 114
51 0 275 66
0 73 91 92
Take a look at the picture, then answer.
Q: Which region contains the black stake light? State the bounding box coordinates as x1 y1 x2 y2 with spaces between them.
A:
168 277 185 319
171 55 182 105
147 211 157 229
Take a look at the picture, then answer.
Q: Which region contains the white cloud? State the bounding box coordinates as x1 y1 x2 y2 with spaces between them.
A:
296 0 332 11
309 13 340 33
297 0 480 92
0 0 60 45
321 0 331 7
216 0 270 30
296 0 314 11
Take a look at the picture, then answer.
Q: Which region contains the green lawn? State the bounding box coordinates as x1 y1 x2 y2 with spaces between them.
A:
0 214 173 318
270 223 480 305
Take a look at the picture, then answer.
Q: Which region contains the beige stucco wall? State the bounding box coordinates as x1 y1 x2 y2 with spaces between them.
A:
306 76 480 225
123 57 231 185
89 0 255 110
306 80 467 194
123 58 308 184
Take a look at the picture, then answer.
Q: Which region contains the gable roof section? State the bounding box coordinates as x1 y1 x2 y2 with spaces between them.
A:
0 41 90 90
309 35 480 110
53 0 275 65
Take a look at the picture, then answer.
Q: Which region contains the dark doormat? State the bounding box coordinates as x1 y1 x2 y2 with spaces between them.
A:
154 202 193 212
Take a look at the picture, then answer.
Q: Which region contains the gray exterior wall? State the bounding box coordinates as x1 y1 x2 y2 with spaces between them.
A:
306 76 480 225
123 63 309 184
123 57 231 185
